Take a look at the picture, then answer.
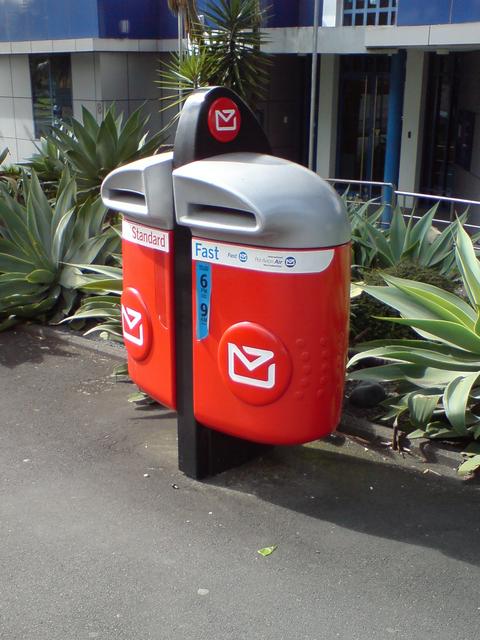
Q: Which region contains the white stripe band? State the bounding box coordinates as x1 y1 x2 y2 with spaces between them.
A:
122 219 169 253
192 239 334 274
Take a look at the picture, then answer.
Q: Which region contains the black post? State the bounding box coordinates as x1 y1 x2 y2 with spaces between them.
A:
174 211 271 480
173 87 272 480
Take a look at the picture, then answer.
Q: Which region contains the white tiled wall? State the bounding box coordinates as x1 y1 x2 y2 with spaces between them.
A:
72 99 99 121
95 52 166 139
0 49 167 163
127 53 160 100
99 52 129 101
71 53 98 101
0 54 33 162
10 55 31 98
0 57 13 97
0 97 15 136
13 97 34 140
16 138 38 160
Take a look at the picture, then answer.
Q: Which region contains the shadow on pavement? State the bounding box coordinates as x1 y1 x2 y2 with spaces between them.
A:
0 329 75 369
209 440 480 568
130 410 177 421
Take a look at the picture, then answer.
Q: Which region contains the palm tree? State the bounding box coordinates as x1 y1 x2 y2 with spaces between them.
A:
203 0 269 106
159 0 270 125
167 0 203 45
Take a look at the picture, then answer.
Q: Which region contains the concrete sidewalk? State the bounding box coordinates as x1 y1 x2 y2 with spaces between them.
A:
1 328 479 640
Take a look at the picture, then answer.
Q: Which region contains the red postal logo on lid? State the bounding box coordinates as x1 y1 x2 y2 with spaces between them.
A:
208 97 241 143
218 322 292 406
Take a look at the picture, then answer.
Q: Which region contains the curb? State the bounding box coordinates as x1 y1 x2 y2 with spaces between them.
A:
339 410 463 474
18 323 126 363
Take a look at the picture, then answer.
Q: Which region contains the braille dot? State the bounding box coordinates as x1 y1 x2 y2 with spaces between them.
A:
316 390 324 400
294 391 304 401
301 351 310 362
296 338 306 348
302 364 312 374
300 378 310 388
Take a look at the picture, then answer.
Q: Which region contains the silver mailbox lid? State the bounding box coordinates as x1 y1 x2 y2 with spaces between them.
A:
172 152 350 248
101 152 174 229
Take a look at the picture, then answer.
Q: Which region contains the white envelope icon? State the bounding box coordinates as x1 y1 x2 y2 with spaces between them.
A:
227 343 275 389
122 305 144 346
215 109 237 131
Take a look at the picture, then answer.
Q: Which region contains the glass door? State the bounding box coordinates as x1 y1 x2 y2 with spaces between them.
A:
421 53 458 198
336 55 390 199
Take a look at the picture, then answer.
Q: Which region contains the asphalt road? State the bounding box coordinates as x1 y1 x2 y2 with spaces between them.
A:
0 328 479 640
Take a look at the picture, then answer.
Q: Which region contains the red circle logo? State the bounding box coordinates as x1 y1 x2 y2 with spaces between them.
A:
207 97 241 143
121 287 152 361
218 322 292 406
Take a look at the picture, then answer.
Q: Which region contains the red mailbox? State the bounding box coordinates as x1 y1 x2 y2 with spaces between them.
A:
101 153 176 409
173 152 350 445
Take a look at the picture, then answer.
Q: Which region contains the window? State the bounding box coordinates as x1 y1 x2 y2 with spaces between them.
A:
343 0 397 26
29 54 73 139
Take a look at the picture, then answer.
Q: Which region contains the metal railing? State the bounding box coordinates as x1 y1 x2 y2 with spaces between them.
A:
325 178 395 192
325 178 394 208
326 178 480 232
395 190 480 227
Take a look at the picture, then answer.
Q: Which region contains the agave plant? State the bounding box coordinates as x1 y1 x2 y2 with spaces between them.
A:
65 262 123 343
26 105 166 200
0 170 119 330
24 137 65 192
64 265 156 404
347 198 385 274
348 225 480 474
0 147 22 200
348 201 471 342
350 202 469 279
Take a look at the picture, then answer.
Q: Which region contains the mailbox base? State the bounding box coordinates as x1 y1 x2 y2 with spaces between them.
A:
178 419 271 480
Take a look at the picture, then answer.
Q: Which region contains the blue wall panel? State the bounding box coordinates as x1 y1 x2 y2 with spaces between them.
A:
299 0 321 27
0 0 179 41
47 1 70 40
69 0 100 38
200 0 308 27
0 0 99 41
397 0 451 25
0 0 333 42
264 0 299 27
398 0 480 25
452 0 480 23
157 3 178 38
263 1 323 27
98 0 176 39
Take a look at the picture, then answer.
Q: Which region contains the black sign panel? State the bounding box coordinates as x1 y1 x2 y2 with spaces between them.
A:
173 86 271 169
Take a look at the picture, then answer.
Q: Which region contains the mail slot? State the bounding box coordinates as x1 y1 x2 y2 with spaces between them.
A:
173 151 351 445
101 153 176 409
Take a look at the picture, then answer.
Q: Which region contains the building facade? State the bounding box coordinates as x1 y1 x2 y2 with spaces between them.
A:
0 0 479 209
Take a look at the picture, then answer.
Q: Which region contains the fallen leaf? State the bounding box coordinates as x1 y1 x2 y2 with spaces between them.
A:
258 545 278 557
